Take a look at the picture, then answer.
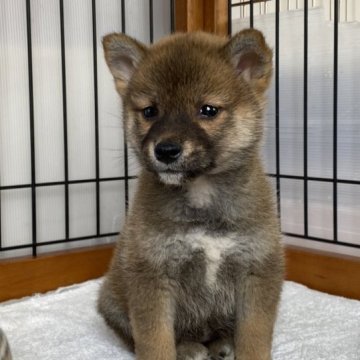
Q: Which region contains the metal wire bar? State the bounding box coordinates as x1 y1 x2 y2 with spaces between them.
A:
267 174 360 185
228 0 232 35
0 176 138 191
249 0 254 28
303 0 309 237
170 0 175 33
1 232 119 252
231 0 269 7
92 0 100 236
1 174 359 192
0 203 1 251
275 0 281 217
59 0 70 241
121 0 130 212
333 0 339 242
26 0 37 257
149 0 154 43
4 228 360 253
284 232 360 250
0 183 2 250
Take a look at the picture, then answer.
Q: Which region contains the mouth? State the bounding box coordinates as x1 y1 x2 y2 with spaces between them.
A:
157 167 209 186
158 170 184 186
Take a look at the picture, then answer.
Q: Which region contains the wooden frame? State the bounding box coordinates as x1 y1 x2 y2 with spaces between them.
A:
1 0 359 303
0 245 114 302
174 0 229 36
285 246 360 300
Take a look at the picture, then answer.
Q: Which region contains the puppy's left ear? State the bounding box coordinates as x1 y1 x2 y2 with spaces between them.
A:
224 29 272 94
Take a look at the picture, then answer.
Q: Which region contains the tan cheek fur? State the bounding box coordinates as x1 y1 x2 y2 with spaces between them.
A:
228 111 259 150
196 109 227 134
208 104 262 174
124 109 152 149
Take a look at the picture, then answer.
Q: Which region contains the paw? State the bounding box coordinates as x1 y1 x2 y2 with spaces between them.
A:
177 341 209 360
207 338 234 360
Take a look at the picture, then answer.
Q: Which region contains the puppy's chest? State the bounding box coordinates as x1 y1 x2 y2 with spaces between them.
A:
161 231 242 288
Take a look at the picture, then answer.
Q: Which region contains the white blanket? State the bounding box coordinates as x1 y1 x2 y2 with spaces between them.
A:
0 280 359 360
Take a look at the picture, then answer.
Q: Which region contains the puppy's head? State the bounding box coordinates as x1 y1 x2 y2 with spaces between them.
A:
103 30 272 186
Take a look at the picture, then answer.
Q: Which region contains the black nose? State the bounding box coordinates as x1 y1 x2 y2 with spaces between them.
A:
154 142 182 164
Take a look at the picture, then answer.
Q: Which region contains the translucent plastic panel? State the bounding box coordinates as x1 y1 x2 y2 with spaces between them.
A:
100 181 125 234
31 0 65 183
0 189 32 248
337 23 360 181
308 181 333 240
37 185 65 243
0 247 32 260
64 0 96 180
69 183 96 238
338 184 360 246
278 11 304 176
37 236 115 255
280 179 304 234
96 0 124 178
0 0 31 186
307 7 333 179
153 0 172 41
125 0 151 44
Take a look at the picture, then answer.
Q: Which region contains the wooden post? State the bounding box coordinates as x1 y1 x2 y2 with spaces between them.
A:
175 0 229 36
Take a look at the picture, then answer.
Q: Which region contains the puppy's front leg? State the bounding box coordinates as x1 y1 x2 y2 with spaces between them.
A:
129 282 176 360
235 265 283 360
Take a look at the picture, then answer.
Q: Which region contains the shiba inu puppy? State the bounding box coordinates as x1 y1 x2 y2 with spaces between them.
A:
98 29 284 360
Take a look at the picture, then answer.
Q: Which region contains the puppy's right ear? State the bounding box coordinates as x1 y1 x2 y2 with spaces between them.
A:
103 33 147 95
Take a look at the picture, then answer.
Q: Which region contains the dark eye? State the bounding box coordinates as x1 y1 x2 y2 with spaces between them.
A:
199 104 219 118
142 106 158 119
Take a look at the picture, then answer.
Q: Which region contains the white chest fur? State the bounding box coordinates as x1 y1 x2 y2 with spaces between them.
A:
149 229 272 287
187 231 238 287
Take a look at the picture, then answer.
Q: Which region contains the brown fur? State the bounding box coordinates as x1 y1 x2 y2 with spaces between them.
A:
99 29 284 360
